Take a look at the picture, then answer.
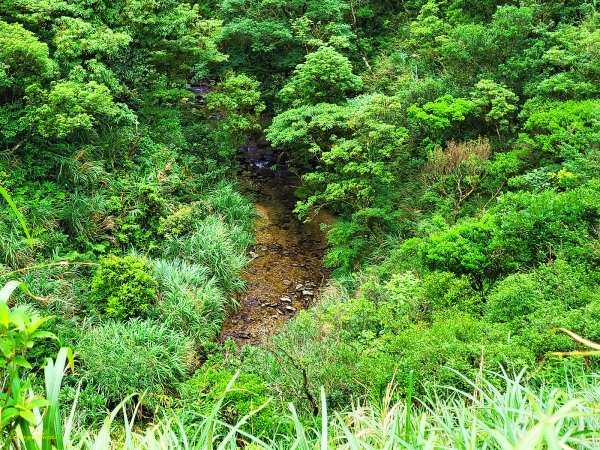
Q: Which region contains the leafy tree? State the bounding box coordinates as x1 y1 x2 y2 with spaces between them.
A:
205 72 265 158
28 78 134 139
297 95 407 215
0 21 54 98
219 0 353 79
407 94 481 151
471 79 519 135
267 102 352 167
279 46 362 107
535 16 600 101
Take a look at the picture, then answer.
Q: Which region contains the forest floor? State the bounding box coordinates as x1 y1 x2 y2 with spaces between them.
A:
218 139 332 345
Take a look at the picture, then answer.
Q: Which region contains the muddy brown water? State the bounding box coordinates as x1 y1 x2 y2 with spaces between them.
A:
218 140 332 346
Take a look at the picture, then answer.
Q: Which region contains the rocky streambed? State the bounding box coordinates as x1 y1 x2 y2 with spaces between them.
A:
218 139 332 345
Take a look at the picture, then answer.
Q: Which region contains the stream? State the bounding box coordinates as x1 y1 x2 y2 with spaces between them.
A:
218 139 332 345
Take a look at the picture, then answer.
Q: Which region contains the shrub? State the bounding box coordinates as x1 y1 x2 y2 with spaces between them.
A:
90 254 157 320
178 368 281 437
78 319 195 404
158 202 208 239
421 271 483 313
484 272 542 323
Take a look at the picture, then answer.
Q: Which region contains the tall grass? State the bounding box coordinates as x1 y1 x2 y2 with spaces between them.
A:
152 258 230 344
37 366 600 449
164 216 249 293
78 319 196 405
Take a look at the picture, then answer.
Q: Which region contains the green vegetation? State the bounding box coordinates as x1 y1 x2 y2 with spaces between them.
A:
90 255 157 320
1 0 600 447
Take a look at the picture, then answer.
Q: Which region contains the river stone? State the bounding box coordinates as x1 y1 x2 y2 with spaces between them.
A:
302 290 314 296
295 283 304 291
280 296 292 303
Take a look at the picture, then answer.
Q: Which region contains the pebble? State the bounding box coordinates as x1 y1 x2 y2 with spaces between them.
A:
295 283 305 291
285 305 296 312
280 296 292 303
276 309 285 315
302 290 314 296
283 279 292 286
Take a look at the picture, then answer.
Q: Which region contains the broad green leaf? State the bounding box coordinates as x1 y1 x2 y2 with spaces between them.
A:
0 300 9 327
27 397 49 409
15 356 32 369
19 408 36 424
30 331 56 340
1 407 20 427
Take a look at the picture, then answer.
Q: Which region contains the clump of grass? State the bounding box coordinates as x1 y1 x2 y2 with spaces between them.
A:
152 258 231 345
164 216 249 293
203 181 255 232
78 319 196 405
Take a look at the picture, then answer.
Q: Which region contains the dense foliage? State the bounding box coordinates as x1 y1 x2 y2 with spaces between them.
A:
1 0 599 447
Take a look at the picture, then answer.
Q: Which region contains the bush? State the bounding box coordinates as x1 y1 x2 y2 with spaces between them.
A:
158 202 208 239
484 272 542 323
79 319 195 404
421 271 483 313
178 368 281 437
90 254 157 320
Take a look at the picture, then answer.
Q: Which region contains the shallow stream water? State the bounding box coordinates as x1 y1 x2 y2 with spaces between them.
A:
218 139 332 345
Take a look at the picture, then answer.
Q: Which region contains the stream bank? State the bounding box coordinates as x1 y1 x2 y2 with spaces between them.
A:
218 139 332 346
